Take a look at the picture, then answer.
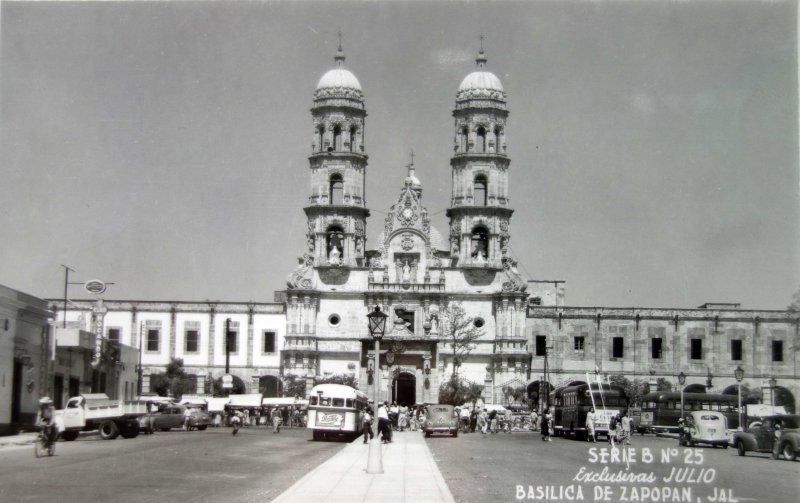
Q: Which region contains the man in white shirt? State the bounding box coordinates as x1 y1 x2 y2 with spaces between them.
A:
378 402 392 443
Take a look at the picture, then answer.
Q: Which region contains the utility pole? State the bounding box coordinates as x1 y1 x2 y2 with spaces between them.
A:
62 265 74 328
225 318 232 374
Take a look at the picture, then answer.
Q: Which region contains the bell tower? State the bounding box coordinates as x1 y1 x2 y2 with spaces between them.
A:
446 44 513 269
305 38 369 268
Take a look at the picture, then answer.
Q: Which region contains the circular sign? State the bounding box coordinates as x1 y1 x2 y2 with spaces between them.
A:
84 280 107 295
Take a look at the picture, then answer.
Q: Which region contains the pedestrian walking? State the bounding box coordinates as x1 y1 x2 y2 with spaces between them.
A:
586 407 596 442
183 406 193 432
621 412 633 445
378 402 392 443
541 412 552 441
272 408 282 434
362 407 374 443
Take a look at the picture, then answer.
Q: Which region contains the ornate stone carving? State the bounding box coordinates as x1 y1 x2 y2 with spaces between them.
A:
500 257 527 292
287 253 315 290
400 233 414 251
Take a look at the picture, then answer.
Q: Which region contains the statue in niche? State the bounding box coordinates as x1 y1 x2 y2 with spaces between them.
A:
329 245 341 265
402 261 411 282
429 314 439 336
475 249 486 264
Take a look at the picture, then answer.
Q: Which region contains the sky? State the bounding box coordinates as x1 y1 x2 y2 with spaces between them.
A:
2 0 798 310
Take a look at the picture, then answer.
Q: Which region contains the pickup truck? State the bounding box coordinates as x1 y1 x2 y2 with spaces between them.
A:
58 393 148 441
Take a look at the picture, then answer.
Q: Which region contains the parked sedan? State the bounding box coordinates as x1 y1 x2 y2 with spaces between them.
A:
140 405 212 433
423 404 458 438
683 410 729 448
732 414 800 459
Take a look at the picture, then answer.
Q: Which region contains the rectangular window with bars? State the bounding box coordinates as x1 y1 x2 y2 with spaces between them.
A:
573 336 584 351
185 322 200 353
535 335 547 356
107 327 121 343
690 338 703 360
731 339 743 361
772 340 783 362
263 331 276 353
651 338 663 359
146 329 160 352
226 320 240 354
611 337 624 358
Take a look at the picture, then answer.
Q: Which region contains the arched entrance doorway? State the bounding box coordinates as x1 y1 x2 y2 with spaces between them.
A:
259 375 281 398
391 371 416 406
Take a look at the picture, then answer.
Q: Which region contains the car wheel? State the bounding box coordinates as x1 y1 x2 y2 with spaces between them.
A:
61 430 79 441
425 432 431 438
736 440 746 457
453 429 458 438
783 443 797 461
196 425 207 431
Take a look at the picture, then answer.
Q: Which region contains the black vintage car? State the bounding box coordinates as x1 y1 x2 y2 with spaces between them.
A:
731 414 800 460
140 404 212 433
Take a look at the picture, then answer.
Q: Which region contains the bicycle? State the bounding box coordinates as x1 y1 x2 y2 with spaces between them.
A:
34 426 56 458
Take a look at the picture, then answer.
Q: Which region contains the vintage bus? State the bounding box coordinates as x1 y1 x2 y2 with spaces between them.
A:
638 392 739 433
551 383 628 439
306 384 369 441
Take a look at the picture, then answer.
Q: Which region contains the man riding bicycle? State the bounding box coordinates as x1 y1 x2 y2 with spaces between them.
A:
37 397 58 446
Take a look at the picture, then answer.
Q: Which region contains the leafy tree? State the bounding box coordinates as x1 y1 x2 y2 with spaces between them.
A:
441 303 485 378
282 374 307 399
438 375 467 406
788 286 800 311
148 358 196 400
314 373 359 389
438 376 483 407
608 375 649 406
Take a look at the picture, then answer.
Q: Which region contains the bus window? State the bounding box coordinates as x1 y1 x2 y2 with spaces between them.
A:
332 398 345 407
320 397 331 406
310 397 318 406
346 399 354 408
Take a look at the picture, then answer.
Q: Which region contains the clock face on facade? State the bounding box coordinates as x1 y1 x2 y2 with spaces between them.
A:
402 208 413 219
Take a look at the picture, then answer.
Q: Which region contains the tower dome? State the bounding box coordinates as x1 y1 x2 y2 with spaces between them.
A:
314 42 363 101
456 48 505 103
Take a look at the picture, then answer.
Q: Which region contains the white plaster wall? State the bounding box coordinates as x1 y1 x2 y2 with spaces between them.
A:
103 311 134 346
317 298 368 340
139 312 172 366
174 313 209 366
212 314 248 367
251 313 284 368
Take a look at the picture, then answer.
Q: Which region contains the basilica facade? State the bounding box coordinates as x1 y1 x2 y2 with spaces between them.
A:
283 42 528 406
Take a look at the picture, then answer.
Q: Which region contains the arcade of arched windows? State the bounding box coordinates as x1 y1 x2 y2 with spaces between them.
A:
312 120 363 153
454 124 505 154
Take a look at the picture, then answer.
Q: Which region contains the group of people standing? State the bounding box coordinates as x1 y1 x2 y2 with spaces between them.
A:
585 407 634 444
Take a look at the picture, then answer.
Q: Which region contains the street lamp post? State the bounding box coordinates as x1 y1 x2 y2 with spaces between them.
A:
366 306 387 475
734 366 744 430
769 376 777 407
678 372 686 422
